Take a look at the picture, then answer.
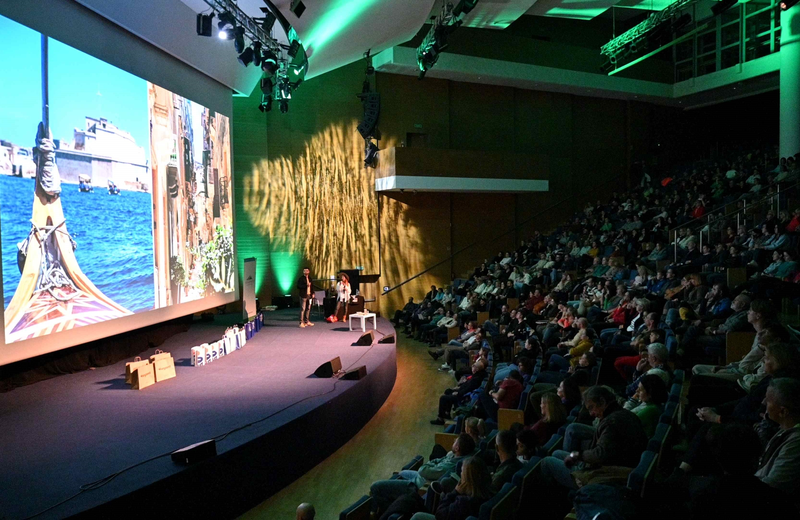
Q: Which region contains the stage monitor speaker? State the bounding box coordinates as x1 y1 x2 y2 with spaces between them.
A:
352 330 374 346
314 356 342 378
171 439 216 465
342 365 367 380
378 333 395 344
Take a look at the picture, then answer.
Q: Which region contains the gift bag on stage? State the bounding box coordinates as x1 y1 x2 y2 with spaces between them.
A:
125 356 149 384
153 354 176 382
217 339 226 358
191 347 205 366
131 363 155 390
210 342 219 361
202 343 213 364
149 349 171 363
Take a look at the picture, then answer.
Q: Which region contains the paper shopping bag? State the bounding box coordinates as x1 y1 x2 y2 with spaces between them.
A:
153 356 176 382
131 363 155 390
125 356 149 384
149 349 171 363
216 340 226 358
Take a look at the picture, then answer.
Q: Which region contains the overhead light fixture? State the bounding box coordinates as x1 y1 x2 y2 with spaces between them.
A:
261 49 279 74
217 11 236 39
781 0 799 9
233 27 246 53
711 0 737 16
279 99 289 114
238 46 255 67
259 9 277 32
260 76 273 95
252 41 263 67
259 93 272 113
364 140 379 168
196 13 214 37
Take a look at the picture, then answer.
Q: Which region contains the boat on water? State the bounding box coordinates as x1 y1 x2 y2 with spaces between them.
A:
107 180 120 195
5 122 131 343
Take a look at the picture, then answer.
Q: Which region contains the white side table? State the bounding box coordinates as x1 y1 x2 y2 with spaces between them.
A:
349 312 377 332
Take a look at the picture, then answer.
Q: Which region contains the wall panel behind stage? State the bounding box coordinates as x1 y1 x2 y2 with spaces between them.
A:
0 0 236 365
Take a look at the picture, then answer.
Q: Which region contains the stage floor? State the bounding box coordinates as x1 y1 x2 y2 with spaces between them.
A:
0 310 396 519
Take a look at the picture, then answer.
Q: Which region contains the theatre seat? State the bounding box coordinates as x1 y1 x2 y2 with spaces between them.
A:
339 495 373 520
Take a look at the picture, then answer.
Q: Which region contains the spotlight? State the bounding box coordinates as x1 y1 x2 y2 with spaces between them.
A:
217 11 235 39
364 141 379 168
234 27 246 54
287 40 301 58
196 13 214 37
261 50 279 74
279 99 289 114
252 42 263 67
238 46 255 67
781 0 799 9
259 93 272 113
711 0 737 16
259 10 277 32
260 76 273 95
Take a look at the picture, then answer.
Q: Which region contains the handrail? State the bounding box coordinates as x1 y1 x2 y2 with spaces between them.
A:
668 176 798 234
669 180 800 262
381 173 626 295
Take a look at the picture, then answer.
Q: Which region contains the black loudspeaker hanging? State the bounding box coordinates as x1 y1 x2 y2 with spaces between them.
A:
352 331 374 346
313 356 342 378
357 92 380 139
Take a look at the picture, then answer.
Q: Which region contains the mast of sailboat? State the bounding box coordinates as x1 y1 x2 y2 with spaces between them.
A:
41 34 49 133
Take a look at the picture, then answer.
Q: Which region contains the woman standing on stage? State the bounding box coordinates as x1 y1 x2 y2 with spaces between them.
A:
333 272 351 322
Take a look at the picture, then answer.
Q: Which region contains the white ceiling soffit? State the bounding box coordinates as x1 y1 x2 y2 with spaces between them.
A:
426 0 540 29
374 46 676 104
263 0 438 80
374 45 780 109
525 0 622 20
74 0 262 95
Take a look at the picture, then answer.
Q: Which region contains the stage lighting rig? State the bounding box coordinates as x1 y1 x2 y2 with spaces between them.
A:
416 0 478 79
600 0 693 68
217 11 236 39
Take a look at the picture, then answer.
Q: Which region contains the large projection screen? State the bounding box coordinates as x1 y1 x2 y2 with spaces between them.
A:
0 13 238 365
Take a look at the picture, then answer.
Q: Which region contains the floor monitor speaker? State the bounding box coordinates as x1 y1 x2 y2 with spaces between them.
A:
313 356 342 378
352 330 374 346
342 365 367 380
171 439 216 465
378 333 395 344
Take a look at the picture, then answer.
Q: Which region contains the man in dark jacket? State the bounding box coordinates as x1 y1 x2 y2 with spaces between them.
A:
431 360 487 424
539 385 648 490
296 267 315 327
491 430 524 493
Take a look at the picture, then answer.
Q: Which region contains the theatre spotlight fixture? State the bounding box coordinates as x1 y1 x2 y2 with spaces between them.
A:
252 41 263 67
259 93 272 113
364 140 379 168
233 27 246 53
261 49 279 74
238 46 255 67
217 11 236 39
258 9 277 32
711 0 737 16
260 76 273 95
781 0 799 9
279 99 289 114
196 13 214 37
416 1 475 79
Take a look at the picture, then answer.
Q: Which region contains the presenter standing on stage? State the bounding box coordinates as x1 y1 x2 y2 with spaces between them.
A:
297 267 315 328
334 272 352 323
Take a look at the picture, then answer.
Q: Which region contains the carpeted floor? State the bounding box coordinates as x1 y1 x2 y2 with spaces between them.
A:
240 329 454 519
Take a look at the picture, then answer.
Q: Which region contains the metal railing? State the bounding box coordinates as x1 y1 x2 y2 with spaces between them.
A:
669 179 800 262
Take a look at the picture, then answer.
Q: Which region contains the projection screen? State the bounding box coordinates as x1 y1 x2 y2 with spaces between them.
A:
0 13 237 365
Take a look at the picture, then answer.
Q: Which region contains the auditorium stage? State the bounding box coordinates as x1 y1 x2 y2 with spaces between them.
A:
0 309 397 519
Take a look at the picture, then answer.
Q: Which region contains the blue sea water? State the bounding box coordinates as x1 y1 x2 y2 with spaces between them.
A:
0 176 155 313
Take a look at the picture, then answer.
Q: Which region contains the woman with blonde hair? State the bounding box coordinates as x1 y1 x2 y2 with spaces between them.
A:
526 392 568 446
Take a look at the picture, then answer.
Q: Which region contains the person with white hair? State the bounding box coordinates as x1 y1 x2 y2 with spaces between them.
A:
624 343 671 398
